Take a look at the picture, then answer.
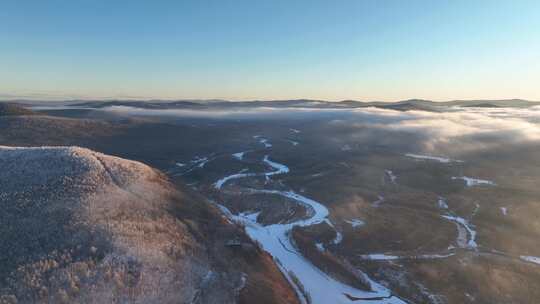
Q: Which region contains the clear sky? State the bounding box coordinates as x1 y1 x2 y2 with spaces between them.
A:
1 0 539 101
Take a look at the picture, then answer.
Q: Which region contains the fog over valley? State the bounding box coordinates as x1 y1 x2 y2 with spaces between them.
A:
2 99 540 303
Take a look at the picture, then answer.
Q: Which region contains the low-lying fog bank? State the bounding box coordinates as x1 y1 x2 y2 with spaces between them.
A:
5 101 540 303
65 103 540 155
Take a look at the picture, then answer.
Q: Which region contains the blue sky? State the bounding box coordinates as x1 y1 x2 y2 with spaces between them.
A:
1 0 539 101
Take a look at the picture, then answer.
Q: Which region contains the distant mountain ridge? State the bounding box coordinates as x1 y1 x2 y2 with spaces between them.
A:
3 98 539 111
71 98 540 111
0 103 36 116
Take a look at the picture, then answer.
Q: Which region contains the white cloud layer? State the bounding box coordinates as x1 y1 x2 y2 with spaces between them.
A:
73 104 540 153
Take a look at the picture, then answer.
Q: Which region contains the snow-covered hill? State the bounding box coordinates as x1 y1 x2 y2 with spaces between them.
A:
0 146 208 303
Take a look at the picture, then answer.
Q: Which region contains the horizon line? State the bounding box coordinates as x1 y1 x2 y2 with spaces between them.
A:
0 95 537 104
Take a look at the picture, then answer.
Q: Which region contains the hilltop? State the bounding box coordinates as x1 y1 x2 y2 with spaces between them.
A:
0 146 210 303
0 146 298 304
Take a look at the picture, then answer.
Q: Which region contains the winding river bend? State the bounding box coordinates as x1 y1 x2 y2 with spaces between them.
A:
213 146 407 303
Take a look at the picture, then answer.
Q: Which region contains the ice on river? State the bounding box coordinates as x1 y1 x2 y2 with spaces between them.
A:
452 176 495 187
192 156 210 168
220 203 407 304
253 135 272 148
442 215 477 249
214 155 289 189
263 155 290 175
360 253 455 261
214 154 407 303
520 256 540 265
214 170 257 189
289 140 299 146
260 138 272 148
405 153 463 163
232 152 246 160
437 197 449 209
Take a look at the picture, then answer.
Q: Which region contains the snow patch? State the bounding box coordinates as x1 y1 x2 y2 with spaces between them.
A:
333 231 343 245
452 176 495 187
341 144 352 151
345 219 365 228
289 140 299 146
385 170 397 184
416 282 446 304
442 215 477 249
323 219 343 245
372 195 385 208
405 153 463 163
191 156 210 168
437 197 449 209
359 253 455 261
173 155 215 176
253 135 272 148
232 152 246 160
260 139 272 148
520 255 540 265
